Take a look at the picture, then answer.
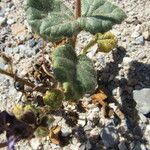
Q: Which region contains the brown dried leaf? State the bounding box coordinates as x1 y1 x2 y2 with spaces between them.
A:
49 126 61 145
91 90 108 106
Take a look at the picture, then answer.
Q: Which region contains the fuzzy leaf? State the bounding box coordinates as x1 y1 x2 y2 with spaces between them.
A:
35 127 49 137
25 0 80 42
25 0 126 42
96 32 118 53
52 44 97 100
79 0 127 34
43 89 64 109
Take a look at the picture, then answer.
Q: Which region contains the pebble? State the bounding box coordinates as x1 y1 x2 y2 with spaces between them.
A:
118 141 128 150
85 140 92 150
7 18 15 25
133 88 150 115
29 39 37 48
30 138 41 150
100 125 119 148
61 125 72 137
132 142 147 150
142 31 150 40
135 36 145 45
123 57 132 65
0 17 6 26
131 31 140 38
138 113 148 124
78 119 86 127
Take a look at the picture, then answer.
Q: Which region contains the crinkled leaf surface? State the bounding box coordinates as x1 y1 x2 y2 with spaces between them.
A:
79 0 127 34
52 44 97 100
25 0 80 41
96 32 118 53
25 0 126 42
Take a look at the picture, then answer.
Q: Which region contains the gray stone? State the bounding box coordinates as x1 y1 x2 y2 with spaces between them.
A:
0 17 6 26
100 126 119 148
132 142 147 150
133 88 150 115
135 36 145 45
0 12 5 17
29 39 37 48
118 141 128 150
131 31 140 38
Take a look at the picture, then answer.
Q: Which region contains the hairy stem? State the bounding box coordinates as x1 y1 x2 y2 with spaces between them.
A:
0 68 47 93
76 0 81 19
82 37 97 54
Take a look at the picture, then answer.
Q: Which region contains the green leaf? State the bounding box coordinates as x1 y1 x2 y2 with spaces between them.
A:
25 0 126 42
25 0 80 42
35 126 49 137
43 89 64 109
79 0 127 34
96 32 118 53
52 44 97 100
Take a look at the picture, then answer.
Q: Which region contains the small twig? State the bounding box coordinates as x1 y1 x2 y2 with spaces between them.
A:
0 68 47 93
0 142 7 149
76 0 81 19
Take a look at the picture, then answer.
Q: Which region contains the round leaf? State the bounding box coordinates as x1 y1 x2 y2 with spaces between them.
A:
52 44 97 100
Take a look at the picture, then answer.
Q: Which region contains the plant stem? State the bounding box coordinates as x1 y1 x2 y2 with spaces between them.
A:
82 38 97 54
0 68 47 93
76 0 81 19
0 142 7 149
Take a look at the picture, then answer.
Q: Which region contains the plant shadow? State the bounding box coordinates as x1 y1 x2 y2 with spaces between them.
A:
97 46 150 149
50 46 150 149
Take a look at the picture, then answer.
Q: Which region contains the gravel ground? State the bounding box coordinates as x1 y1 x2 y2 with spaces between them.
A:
0 0 150 150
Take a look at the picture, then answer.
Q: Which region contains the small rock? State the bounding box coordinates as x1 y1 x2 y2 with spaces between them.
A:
133 88 150 115
90 127 100 136
7 18 15 25
123 57 132 65
135 36 145 45
79 144 86 150
0 12 5 17
70 144 80 150
87 46 97 59
142 31 150 41
138 113 148 124
144 125 150 145
61 125 72 137
131 31 140 38
87 109 99 121
100 126 119 148
78 119 86 127
84 121 93 131
85 140 92 150
11 23 26 36
29 39 37 48
30 138 41 150
0 17 6 26
118 141 128 150
132 142 147 150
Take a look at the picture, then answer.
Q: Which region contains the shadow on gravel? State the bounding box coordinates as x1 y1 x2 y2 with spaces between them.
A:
50 47 150 149
97 46 150 149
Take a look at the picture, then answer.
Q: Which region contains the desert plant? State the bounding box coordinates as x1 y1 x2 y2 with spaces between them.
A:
0 0 126 149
